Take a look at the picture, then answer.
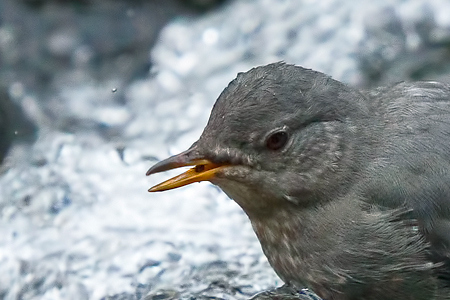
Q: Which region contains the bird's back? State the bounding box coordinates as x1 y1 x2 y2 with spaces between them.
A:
361 81 450 285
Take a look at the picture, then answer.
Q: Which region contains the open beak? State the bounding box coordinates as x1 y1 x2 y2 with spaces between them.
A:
146 147 228 192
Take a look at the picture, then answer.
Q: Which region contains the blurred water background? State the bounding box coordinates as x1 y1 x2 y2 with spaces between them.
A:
1 0 450 299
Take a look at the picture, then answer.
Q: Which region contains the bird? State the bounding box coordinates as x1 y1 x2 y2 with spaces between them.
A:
146 62 450 300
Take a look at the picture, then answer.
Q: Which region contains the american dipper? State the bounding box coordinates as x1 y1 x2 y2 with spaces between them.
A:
146 62 450 300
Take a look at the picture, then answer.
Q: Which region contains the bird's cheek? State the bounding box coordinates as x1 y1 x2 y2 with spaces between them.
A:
213 165 251 182
277 173 317 205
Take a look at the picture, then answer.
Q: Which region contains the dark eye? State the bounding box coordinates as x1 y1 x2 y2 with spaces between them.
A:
266 131 288 150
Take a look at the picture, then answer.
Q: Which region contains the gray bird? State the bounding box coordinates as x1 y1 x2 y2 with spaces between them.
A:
146 62 450 300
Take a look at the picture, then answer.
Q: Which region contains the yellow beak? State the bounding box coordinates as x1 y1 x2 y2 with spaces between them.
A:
146 147 228 192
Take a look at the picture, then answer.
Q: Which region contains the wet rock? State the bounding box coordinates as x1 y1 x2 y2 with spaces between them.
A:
250 286 323 300
358 4 450 87
0 86 36 164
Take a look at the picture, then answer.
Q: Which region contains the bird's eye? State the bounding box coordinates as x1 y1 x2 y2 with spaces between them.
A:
266 131 288 150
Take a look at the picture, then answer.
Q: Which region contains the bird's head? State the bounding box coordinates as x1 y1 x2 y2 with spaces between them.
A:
147 62 373 218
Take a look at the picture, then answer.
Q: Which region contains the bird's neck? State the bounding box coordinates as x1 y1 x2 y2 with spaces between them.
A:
249 197 362 291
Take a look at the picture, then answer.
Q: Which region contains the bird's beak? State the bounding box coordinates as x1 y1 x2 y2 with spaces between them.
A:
146 147 228 192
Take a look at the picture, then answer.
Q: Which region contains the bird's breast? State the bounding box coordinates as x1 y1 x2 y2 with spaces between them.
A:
249 205 350 296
